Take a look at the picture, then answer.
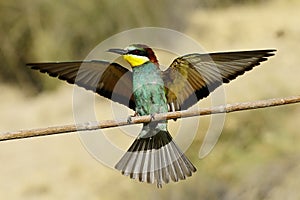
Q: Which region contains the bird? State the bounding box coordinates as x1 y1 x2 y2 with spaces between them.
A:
27 44 276 187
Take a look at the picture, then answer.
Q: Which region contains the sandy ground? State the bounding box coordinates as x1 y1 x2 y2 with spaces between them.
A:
1 0 300 199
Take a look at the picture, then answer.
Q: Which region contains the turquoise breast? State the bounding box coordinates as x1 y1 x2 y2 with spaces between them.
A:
132 62 168 116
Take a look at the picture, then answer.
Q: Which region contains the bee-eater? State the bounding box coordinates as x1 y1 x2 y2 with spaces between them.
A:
27 44 276 187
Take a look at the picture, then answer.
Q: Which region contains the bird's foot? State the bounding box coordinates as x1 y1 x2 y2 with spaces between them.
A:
127 112 138 123
150 113 155 121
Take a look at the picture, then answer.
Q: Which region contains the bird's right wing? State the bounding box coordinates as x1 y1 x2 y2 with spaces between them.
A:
27 60 136 110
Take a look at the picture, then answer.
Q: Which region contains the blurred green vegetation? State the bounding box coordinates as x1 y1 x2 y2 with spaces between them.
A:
0 0 271 93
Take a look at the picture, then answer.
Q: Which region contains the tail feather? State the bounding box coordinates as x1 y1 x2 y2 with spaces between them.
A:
115 130 196 188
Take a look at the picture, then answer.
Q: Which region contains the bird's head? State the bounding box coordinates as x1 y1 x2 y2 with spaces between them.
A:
108 44 158 67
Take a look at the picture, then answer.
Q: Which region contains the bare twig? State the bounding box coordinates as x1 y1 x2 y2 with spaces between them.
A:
1 95 299 142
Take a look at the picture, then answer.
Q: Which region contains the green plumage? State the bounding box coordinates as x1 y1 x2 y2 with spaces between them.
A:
132 62 168 139
132 61 168 117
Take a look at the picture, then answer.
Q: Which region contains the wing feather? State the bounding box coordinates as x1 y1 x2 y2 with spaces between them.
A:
163 50 276 111
27 60 135 109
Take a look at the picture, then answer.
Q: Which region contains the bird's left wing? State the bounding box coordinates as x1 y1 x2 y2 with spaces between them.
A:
162 50 276 111
27 60 135 109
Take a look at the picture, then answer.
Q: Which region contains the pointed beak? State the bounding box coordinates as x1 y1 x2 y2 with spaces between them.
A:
107 48 128 55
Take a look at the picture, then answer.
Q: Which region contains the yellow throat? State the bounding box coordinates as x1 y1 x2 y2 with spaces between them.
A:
123 54 150 67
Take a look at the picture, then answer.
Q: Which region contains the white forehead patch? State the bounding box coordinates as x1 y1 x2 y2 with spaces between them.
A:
125 45 137 51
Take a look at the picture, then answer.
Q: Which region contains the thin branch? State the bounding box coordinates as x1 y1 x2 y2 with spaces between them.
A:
1 95 299 142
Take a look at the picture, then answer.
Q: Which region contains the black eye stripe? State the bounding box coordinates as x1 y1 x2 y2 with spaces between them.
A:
129 49 147 56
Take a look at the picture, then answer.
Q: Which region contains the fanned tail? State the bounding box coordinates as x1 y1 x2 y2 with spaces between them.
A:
115 130 196 188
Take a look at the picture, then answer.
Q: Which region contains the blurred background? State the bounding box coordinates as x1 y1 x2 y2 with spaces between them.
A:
0 0 299 199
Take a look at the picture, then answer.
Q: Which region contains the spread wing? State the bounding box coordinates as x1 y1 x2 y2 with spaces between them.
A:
163 50 276 111
27 60 135 109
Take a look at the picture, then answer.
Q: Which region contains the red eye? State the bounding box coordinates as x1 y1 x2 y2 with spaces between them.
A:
133 50 140 54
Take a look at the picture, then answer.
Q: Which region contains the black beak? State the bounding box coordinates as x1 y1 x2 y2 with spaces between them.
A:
107 48 128 55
